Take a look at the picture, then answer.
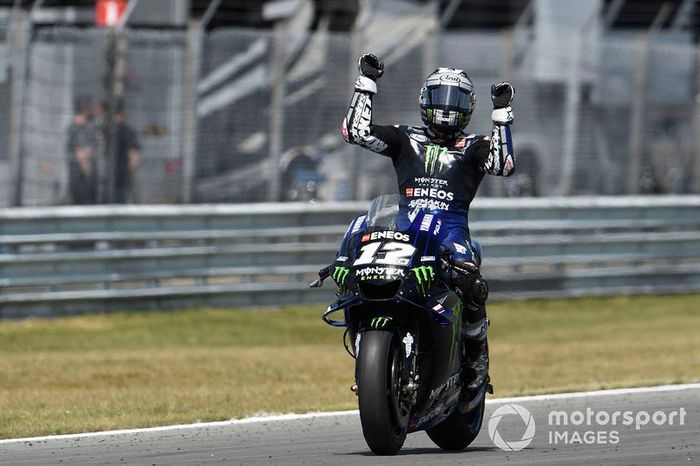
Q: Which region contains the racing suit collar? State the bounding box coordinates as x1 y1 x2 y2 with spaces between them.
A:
426 126 461 145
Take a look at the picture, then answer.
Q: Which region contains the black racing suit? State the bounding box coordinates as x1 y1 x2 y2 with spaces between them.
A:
341 78 514 394
341 82 515 266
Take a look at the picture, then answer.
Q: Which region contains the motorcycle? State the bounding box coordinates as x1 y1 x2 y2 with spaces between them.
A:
311 194 489 455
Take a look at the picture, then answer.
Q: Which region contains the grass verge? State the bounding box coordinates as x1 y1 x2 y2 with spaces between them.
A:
0 294 699 439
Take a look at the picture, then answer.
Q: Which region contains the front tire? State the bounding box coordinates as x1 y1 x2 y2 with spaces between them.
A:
356 330 408 455
426 396 485 450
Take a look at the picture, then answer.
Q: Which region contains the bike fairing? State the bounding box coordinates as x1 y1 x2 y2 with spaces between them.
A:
323 198 455 326
327 198 480 320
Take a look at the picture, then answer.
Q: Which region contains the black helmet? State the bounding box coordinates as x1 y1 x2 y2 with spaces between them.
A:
419 67 476 133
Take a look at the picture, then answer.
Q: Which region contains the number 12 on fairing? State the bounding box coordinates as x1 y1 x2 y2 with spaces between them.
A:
354 241 416 266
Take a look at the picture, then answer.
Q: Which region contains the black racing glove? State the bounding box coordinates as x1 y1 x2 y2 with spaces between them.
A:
491 82 514 109
358 53 384 81
491 82 514 124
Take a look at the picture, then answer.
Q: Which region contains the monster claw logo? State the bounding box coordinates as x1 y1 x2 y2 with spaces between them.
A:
371 316 392 328
332 266 350 289
424 145 447 175
413 265 435 295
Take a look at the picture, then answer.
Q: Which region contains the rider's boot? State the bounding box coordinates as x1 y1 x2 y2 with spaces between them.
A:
456 310 492 413
462 313 491 393
449 261 492 396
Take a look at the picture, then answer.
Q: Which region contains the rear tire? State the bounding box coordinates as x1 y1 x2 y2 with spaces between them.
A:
426 396 485 450
356 330 408 455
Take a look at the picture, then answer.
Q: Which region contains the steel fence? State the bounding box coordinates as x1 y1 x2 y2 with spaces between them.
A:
0 196 699 318
1 13 699 207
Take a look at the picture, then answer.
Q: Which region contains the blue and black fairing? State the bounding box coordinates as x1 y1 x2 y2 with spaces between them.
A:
336 213 369 267
322 195 459 328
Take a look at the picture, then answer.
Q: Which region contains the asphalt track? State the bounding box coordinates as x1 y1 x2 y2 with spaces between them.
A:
1 384 698 466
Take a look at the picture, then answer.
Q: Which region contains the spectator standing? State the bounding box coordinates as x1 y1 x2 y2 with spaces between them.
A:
109 100 141 203
66 95 99 204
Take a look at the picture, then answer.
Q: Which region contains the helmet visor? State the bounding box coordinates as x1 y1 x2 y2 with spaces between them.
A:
427 85 473 110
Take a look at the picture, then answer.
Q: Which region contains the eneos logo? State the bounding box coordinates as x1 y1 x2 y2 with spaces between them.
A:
488 404 536 451
405 187 454 201
361 231 410 242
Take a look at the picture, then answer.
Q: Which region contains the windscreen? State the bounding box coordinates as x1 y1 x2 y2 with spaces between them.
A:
365 194 402 230
365 194 446 232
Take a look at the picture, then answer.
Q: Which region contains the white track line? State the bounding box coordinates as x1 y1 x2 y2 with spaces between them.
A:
1 382 698 445
483 382 700 404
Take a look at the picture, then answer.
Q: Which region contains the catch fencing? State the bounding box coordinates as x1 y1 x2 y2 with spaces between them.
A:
0 6 699 207
0 196 699 318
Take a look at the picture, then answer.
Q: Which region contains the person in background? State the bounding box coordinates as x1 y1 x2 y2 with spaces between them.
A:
66 95 99 204
111 99 141 204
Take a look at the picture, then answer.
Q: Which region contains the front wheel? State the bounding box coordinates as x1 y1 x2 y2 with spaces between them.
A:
426 396 485 450
356 330 409 455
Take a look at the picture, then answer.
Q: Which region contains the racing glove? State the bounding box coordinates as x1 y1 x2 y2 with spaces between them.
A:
355 53 384 95
491 82 514 125
358 53 384 80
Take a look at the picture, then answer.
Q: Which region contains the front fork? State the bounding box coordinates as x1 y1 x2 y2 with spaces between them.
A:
398 329 419 408
351 327 420 411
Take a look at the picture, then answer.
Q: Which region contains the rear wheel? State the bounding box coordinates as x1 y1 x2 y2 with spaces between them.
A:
356 330 409 455
426 396 485 450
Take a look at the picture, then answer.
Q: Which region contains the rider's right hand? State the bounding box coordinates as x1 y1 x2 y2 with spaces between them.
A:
358 54 384 81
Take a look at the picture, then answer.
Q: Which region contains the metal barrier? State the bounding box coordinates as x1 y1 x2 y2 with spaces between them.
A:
1 196 699 317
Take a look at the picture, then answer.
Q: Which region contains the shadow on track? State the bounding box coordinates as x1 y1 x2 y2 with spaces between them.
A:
341 446 500 456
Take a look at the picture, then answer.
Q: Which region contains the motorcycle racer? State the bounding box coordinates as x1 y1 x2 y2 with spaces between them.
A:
341 53 515 396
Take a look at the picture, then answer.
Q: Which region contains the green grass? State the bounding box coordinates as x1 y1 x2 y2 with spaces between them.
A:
0 294 699 439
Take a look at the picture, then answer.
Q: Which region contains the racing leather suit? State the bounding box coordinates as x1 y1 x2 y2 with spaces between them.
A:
341 80 515 265
341 77 515 393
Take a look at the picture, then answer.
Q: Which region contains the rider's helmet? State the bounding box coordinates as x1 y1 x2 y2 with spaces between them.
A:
419 67 476 134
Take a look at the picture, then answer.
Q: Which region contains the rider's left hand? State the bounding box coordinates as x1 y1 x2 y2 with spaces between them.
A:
491 82 514 124
358 54 384 81
491 82 514 109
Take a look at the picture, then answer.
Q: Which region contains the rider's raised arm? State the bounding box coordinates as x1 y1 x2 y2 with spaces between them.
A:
474 82 515 177
341 54 403 158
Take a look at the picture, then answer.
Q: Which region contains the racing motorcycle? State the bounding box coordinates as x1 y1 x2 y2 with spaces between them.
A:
311 194 488 455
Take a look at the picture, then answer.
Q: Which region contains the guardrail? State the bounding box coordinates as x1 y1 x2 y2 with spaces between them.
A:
1 196 699 318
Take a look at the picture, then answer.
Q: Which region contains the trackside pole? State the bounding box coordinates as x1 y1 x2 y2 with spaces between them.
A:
181 19 202 203
7 9 30 207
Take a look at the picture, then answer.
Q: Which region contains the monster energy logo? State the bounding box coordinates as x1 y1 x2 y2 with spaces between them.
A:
332 266 349 287
371 316 392 328
413 265 435 295
424 145 447 175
